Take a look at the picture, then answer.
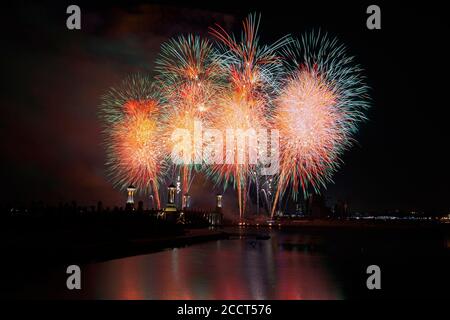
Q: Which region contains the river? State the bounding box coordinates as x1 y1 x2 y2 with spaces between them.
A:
9 226 450 299
81 228 345 299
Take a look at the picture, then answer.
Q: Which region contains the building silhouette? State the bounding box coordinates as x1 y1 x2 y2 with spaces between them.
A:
334 199 349 219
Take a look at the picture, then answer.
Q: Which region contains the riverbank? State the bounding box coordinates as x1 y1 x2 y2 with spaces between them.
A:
92 228 229 263
1 227 228 266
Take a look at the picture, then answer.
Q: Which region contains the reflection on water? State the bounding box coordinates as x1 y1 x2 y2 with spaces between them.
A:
83 229 344 299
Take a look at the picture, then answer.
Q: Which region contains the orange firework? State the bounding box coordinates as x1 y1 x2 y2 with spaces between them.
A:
156 35 224 195
208 13 289 218
110 99 165 209
208 90 269 219
163 101 208 195
100 74 166 209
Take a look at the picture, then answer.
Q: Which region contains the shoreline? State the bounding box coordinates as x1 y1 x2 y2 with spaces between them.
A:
95 228 229 263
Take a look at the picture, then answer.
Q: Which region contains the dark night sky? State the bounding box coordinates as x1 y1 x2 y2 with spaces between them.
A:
1 1 449 213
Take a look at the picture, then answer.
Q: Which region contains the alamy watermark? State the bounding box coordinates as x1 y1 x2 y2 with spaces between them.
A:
171 121 280 175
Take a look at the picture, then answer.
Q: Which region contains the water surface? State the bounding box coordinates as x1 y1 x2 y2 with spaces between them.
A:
81 229 344 299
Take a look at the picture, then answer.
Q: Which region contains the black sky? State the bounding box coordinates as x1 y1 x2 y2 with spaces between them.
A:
1 1 449 213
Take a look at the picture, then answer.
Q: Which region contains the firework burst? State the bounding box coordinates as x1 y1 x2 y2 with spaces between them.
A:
270 31 370 216
155 34 225 100
155 35 225 195
208 14 290 218
100 74 166 208
210 13 290 100
207 92 270 217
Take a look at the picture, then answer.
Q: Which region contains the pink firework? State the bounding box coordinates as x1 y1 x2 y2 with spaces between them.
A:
271 68 351 216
